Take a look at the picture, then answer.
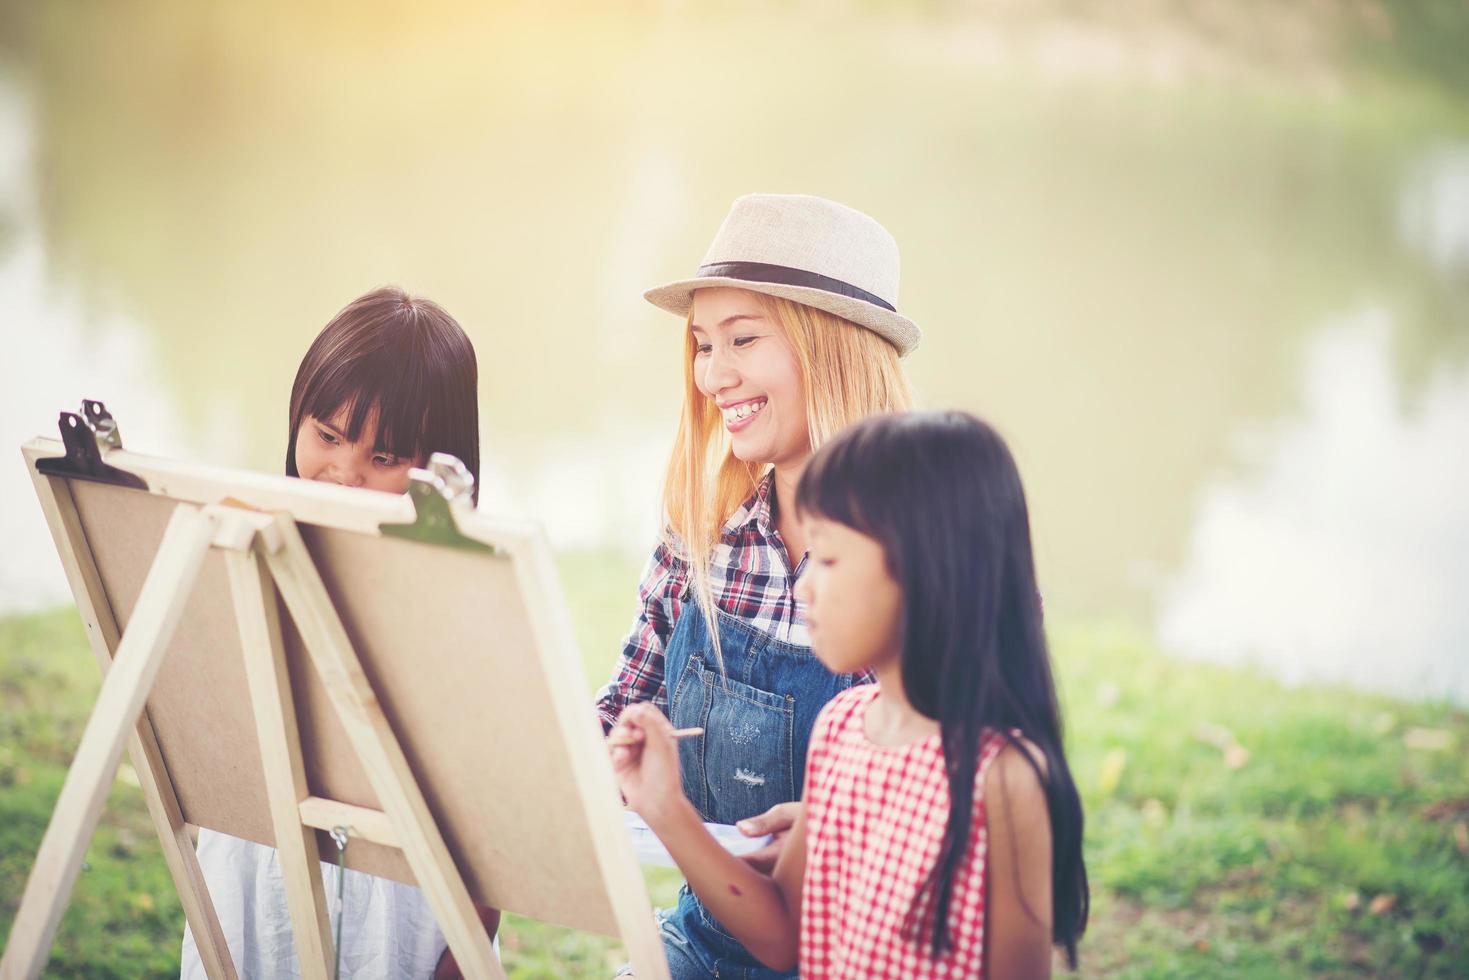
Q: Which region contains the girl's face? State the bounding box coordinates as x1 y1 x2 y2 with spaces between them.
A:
690 288 809 469
292 405 421 494
795 515 904 675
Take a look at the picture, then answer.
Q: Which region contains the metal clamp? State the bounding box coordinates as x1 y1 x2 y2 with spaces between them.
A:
329 826 350 980
378 453 494 554
34 400 147 490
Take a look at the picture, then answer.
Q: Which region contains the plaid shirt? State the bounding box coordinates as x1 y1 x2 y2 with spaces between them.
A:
596 473 816 733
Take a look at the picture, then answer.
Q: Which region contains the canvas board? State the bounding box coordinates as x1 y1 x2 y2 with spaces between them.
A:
21 437 657 943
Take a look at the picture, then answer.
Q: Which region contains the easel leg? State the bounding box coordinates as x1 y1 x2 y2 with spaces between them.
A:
263 516 505 980
30 473 239 980
225 545 335 980
139 729 241 980
509 538 673 980
0 505 218 980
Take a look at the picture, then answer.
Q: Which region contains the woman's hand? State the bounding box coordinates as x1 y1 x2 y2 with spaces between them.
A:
735 801 800 874
608 702 686 824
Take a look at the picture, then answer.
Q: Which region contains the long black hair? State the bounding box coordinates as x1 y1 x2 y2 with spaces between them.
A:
285 286 480 502
796 410 1088 965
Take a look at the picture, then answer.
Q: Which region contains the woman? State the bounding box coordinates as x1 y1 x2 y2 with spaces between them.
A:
596 193 920 979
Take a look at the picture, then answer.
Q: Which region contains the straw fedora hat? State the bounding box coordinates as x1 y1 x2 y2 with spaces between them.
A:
644 193 921 356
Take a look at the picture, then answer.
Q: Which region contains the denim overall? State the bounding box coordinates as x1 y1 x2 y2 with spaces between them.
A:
654 597 860 980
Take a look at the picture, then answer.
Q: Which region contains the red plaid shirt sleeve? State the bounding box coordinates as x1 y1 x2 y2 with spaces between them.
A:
595 539 688 733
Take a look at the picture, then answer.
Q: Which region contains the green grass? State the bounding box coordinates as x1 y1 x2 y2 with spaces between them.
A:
2 553 1467 977
0 608 184 978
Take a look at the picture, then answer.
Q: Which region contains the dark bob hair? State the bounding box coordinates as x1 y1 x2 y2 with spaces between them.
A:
285 286 480 501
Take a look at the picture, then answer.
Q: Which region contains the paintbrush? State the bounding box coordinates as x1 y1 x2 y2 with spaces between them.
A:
607 727 704 747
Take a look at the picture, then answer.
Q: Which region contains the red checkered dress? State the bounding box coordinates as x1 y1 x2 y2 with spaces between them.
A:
596 473 872 732
801 684 1008 979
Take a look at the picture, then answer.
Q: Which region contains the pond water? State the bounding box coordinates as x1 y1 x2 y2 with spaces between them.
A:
1 5 1466 702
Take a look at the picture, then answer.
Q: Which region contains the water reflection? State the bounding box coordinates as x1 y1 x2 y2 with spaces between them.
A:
0 72 192 610
1 4 1467 700
1400 146 1469 278
1160 151 1469 704
1158 312 1469 704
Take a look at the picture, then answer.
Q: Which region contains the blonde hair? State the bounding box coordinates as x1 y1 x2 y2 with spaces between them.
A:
661 293 913 671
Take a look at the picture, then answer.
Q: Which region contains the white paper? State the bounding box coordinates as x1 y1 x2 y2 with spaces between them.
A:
624 811 774 868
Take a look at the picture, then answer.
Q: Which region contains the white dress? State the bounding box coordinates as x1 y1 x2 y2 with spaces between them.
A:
180 828 446 979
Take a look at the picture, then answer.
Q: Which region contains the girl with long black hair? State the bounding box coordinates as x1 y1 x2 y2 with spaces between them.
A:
610 410 1088 978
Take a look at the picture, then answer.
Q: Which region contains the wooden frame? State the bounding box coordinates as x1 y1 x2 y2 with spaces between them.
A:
1 433 669 980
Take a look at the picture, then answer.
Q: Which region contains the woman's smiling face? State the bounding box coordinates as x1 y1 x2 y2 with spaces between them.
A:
690 287 809 469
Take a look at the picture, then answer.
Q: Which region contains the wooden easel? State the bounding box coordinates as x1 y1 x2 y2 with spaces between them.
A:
2 404 670 980
1 501 503 980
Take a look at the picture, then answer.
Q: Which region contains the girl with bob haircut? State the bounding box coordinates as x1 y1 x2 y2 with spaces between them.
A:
284 286 479 500
182 285 496 979
611 410 1089 978
597 194 914 978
